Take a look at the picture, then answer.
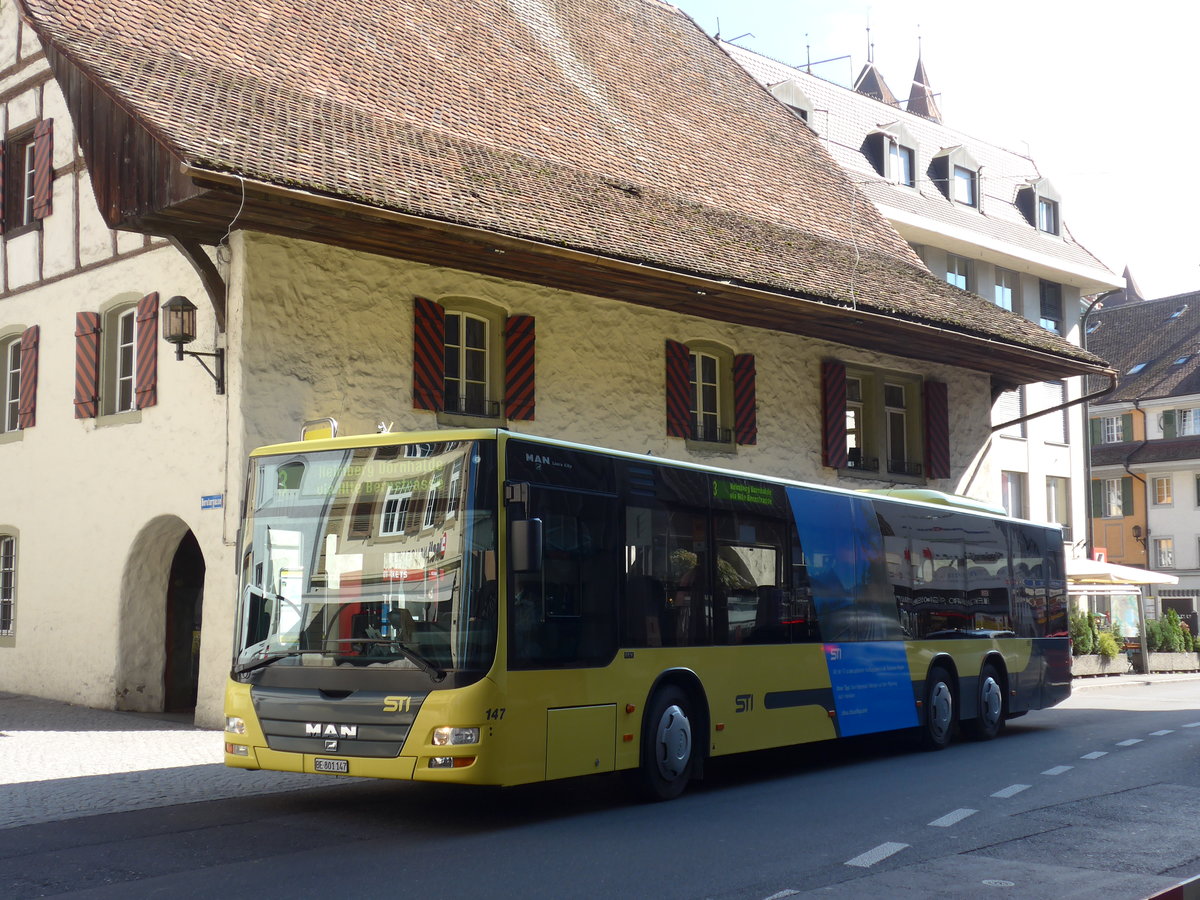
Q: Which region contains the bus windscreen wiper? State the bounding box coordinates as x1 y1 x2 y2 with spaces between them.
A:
233 649 307 675
357 639 446 682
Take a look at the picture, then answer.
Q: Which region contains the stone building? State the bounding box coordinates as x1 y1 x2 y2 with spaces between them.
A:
3 0 1112 725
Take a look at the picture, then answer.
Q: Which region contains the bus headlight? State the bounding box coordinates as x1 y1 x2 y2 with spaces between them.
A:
225 742 249 756
432 726 480 746
225 716 246 735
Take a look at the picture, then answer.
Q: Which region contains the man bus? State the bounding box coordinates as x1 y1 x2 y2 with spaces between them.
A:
224 429 1069 800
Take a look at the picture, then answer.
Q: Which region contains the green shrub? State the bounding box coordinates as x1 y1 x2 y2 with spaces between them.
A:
1164 610 1186 653
1146 618 1163 652
1070 611 1094 655
1095 631 1121 659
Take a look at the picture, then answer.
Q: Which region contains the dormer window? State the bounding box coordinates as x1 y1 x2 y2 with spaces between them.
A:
929 146 981 209
1127 363 1148 375
891 142 915 186
768 80 813 128
1017 178 1062 235
1037 197 1059 234
953 165 977 206
862 123 918 187
1168 305 1188 321
1173 355 1191 366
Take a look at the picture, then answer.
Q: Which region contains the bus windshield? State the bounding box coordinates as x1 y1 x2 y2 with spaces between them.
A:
233 440 497 677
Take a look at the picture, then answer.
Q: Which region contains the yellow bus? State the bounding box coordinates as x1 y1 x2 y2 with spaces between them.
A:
224 429 1070 800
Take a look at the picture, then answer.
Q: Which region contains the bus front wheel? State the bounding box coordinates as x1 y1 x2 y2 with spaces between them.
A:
637 685 695 801
920 666 956 751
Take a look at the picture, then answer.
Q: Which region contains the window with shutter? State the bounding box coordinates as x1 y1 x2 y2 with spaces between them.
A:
994 387 1025 438
665 340 752 446
2 335 20 432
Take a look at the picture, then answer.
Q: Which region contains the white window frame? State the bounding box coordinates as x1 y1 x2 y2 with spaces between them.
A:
1179 408 1200 436
115 308 136 413
1102 478 1123 518
689 350 724 443
1037 196 1059 234
422 478 442 530
379 488 413 536
0 534 14 636
443 310 490 417
952 165 977 206
1101 416 1124 444
3 337 20 433
19 141 36 227
888 140 915 187
1153 537 1175 569
445 459 464 520
994 268 1016 312
945 254 971 291
1152 475 1173 506
884 382 909 472
1046 476 1070 533
1001 471 1027 518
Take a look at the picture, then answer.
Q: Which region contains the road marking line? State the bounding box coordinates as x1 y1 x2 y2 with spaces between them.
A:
929 808 978 827
1116 739 1143 746
1042 765 1073 775
1150 730 1174 736
762 891 801 899
1081 751 1108 759
845 842 909 868
1184 722 1200 728
991 784 1031 798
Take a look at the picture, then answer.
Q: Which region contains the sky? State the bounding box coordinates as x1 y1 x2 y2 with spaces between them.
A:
672 0 1200 300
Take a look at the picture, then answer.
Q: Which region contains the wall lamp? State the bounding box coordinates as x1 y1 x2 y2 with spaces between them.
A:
161 295 225 394
1131 524 1149 548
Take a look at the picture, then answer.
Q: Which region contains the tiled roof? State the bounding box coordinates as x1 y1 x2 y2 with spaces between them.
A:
1092 435 1200 467
1087 291 1200 401
724 43 1118 287
18 0 1107 368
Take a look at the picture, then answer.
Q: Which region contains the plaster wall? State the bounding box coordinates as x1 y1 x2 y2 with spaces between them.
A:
0 245 232 724
232 232 997 503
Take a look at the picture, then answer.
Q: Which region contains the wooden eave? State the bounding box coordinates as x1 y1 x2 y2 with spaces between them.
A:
42 48 1111 393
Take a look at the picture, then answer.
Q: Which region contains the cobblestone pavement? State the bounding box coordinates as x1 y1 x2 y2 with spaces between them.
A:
0 692 343 830
2 673 1197 831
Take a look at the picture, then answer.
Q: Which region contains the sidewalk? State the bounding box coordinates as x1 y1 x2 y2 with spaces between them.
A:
0 692 342 830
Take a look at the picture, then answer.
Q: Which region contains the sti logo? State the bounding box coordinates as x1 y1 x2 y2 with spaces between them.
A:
306 723 358 739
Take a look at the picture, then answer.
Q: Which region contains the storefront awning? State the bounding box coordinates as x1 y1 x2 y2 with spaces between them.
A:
1066 558 1179 586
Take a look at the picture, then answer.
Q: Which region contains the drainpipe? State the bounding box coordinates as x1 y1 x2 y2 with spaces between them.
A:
1128 399 1152 673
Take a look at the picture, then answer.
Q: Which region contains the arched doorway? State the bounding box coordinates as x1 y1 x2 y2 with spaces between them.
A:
164 531 206 713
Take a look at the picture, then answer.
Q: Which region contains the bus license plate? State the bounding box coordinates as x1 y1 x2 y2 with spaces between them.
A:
314 758 348 774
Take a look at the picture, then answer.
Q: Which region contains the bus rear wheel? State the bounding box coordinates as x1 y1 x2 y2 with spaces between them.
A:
965 662 1005 741
920 666 955 751
637 685 695 801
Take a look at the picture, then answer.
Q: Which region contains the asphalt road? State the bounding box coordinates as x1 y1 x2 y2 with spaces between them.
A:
2 679 1199 898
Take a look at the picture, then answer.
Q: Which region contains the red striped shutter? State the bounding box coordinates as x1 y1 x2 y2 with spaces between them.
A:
412 297 445 411
17 325 38 429
74 312 101 418
32 119 54 220
665 340 691 438
821 360 848 469
923 380 951 480
732 353 757 445
134 292 159 409
504 315 535 421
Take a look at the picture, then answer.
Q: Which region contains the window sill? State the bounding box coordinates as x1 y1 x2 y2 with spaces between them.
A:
436 411 505 428
837 466 925 486
1 221 41 241
95 410 142 428
0 634 14 648
684 437 737 455
0 429 23 444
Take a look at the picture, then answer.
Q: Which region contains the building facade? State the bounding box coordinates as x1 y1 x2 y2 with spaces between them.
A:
1088 287 1200 618
4 0 1114 725
723 41 1122 553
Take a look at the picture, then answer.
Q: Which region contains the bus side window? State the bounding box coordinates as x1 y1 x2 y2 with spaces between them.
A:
623 504 711 647
712 508 787 645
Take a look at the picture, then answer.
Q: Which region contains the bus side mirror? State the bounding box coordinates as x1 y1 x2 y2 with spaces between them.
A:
511 518 543 573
